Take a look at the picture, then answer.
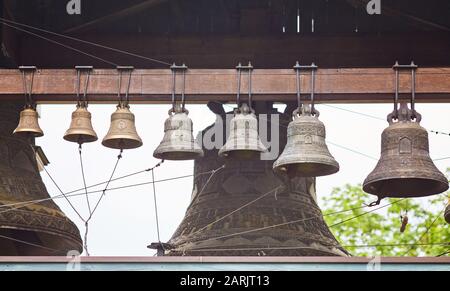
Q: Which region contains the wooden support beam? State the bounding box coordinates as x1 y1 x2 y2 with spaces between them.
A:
0 68 449 104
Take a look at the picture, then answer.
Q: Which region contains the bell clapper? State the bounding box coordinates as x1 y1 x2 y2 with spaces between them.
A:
400 210 409 233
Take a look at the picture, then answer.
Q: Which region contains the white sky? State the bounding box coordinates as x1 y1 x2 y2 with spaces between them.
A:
37 103 450 256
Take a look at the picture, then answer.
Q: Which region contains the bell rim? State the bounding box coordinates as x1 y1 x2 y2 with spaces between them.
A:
273 161 340 177
153 149 204 161
362 176 449 198
0 225 83 255
63 132 98 144
12 129 44 138
101 137 143 150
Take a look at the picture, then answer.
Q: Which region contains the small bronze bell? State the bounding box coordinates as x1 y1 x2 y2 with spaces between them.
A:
102 105 143 150
13 107 44 138
219 103 267 160
153 105 203 160
64 105 98 144
444 203 450 224
273 105 339 177
363 103 448 198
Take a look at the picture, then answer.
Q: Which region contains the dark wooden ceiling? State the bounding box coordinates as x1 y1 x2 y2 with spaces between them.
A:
2 0 450 68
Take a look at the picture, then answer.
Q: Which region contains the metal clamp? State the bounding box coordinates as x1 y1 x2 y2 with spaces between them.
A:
75 66 93 107
236 62 254 110
170 63 188 113
392 61 418 120
293 62 318 115
117 66 134 108
19 66 37 109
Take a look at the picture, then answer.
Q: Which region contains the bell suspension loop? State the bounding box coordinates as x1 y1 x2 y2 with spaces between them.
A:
20 66 37 109
392 61 418 121
170 63 188 113
75 66 93 108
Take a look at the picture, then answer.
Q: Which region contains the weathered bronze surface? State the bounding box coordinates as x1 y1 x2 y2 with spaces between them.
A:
0 102 82 255
102 105 143 150
273 105 339 177
153 105 203 160
219 103 267 160
13 108 44 138
445 203 450 224
363 103 448 198
167 102 347 256
64 105 98 144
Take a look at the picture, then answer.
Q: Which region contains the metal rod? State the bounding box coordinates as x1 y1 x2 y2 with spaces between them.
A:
411 62 417 118
311 63 316 114
181 64 187 111
236 62 242 107
171 64 176 111
294 61 302 111
248 62 253 110
394 61 399 118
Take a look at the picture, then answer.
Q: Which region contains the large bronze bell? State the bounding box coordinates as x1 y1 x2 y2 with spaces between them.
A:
13 107 44 138
102 105 143 150
153 105 203 160
219 103 267 160
273 105 339 177
1 102 82 255
64 105 98 144
166 101 348 257
363 103 449 199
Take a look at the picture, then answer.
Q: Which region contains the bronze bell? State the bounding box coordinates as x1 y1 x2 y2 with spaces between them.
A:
363 103 449 199
13 107 44 138
445 203 450 224
63 105 98 144
153 105 203 160
1 102 82 255
219 103 267 160
102 105 143 150
273 105 339 177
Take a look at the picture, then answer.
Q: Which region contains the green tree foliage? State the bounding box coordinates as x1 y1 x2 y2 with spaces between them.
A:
320 181 449 257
